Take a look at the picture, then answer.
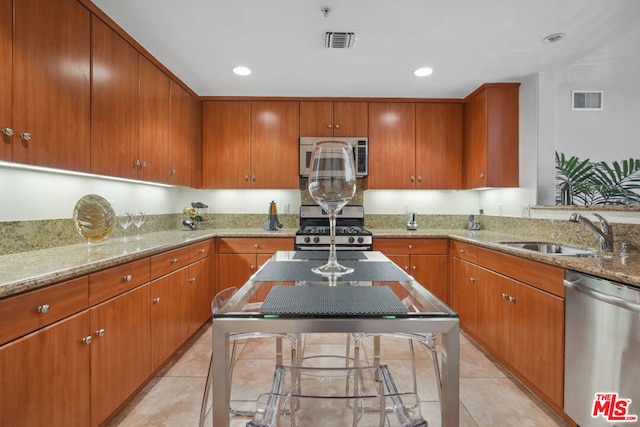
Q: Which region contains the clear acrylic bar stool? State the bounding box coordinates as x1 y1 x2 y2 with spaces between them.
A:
199 287 299 426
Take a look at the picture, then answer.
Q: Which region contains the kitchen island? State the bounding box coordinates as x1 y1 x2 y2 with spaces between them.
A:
210 251 460 427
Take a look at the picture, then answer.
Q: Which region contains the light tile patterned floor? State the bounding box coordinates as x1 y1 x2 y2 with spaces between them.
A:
106 326 568 427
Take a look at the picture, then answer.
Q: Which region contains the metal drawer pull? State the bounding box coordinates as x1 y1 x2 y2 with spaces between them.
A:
469 277 476 283
459 249 465 254
37 304 50 313
190 278 197 283
82 336 93 344
20 132 31 141
170 258 178 264
254 244 259 248
198 248 205 254
123 274 132 282
412 266 417 271
1 128 13 136
501 293 509 299
95 329 105 337
153 297 161 304
508 296 516 303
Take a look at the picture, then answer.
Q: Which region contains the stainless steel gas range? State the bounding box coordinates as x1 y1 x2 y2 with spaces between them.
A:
294 205 373 251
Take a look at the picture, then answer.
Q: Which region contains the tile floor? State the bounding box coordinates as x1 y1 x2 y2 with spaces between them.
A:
106 325 569 427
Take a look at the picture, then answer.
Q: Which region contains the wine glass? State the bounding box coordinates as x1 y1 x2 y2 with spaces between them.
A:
308 140 357 276
118 211 133 242
132 210 146 239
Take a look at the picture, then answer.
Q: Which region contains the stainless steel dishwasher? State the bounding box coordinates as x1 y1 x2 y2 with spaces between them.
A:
564 270 640 427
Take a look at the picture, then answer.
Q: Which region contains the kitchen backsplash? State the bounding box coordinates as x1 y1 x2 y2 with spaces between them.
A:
2 212 639 256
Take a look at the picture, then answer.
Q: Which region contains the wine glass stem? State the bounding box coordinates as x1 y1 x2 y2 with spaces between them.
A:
328 213 338 264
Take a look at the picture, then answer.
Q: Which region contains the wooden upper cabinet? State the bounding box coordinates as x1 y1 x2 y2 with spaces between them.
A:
202 101 251 188
299 101 367 137
367 102 416 189
169 80 196 187
416 103 463 189
91 16 139 179
11 0 91 171
463 83 520 188
138 56 170 183
251 101 299 189
0 0 11 161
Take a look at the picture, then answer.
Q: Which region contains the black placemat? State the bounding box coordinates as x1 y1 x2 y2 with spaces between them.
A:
292 251 367 260
259 285 408 316
251 261 410 282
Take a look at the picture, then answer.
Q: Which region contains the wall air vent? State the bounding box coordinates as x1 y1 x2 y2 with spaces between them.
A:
324 32 355 49
572 91 603 110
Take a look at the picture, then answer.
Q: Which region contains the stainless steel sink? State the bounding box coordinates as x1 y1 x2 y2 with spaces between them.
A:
499 241 595 257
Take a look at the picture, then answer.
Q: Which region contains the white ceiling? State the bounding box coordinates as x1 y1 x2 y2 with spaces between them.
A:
91 0 640 99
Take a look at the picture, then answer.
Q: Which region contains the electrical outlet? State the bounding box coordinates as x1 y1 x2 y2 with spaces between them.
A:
522 204 530 217
283 203 290 214
498 204 504 216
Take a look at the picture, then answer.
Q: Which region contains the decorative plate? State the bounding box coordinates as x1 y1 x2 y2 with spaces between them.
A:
73 194 117 243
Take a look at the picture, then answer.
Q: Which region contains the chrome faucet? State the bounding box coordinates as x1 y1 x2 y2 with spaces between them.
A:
568 213 614 252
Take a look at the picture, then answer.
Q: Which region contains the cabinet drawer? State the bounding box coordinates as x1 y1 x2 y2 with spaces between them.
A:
189 239 212 263
151 247 190 279
374 238 448 254
89 258 151 305
450 240 477 263
218 237 294 254
477 247 565 297
0 276 89 345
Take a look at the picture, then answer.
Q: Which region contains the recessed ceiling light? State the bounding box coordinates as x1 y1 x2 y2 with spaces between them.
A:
233 66 252 76
543 33 566 43
414 67 433 77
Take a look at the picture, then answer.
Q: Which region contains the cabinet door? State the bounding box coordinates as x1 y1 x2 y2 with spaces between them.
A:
333 102 368 137
202 101 251 188
150 267 189 372
368 103 416 189
188 257 214 335
12 0 90 171
416 103 462 189
138 56 170 183
411 254 448 303
0 0 11 160
385 254 410 275
218 253 257 289
91 16 139 179
299 101 333 137
90 285 151 426
463 89 487 188
169 80 196 187
475 267 511 360
450 256 477 335
510 281 564 406
0 312 90 427
251 101 299 189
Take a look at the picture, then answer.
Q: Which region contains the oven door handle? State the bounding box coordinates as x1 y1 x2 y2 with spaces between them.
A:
564 279 640 313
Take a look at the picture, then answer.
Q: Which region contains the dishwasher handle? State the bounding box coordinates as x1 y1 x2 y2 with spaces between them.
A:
564 279 640 314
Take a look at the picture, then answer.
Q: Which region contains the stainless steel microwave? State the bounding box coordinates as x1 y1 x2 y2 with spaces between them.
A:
299 137 368 177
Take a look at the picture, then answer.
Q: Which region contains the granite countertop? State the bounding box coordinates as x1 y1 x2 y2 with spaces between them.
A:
1 227 638 300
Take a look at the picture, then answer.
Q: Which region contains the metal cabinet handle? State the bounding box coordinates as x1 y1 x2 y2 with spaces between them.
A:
170 168 176 175
254 243 259 249
508 296 516 303
153 297 161 304
189 278 196 283
20 132 31 141
501 293 509 299
479 172 485 178
404 266 409 271
1 128 13 136
95 328 105 337
412 266 417 271
37 304 50 313
469 277 476 283
251 175 256 181
459 249 465 254
328 124 333 128
408 244 413 250
123 274 132 282
244 175 249 181
410 175 415 182
250 265 255 270
198 248 205 254
418 176 422 182
141 161 147 167
82 336 93 344
170 258 178 264
134 160 141 166
335 124 340 129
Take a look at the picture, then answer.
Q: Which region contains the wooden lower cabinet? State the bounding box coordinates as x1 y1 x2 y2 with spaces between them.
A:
450 255 478 335
188 257 214 334
218 237 294 289
0 311 91 427
373 238 448 303
90 284 151 426
150 267 190 372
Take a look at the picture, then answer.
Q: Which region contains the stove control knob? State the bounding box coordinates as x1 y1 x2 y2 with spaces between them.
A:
357 237 364 243
313 236 320 243
304 236 311 243
348 236 355 244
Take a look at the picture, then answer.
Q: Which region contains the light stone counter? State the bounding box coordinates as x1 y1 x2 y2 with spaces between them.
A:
1 227 639 300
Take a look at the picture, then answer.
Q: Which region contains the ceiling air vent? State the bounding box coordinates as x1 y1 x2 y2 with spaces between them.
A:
324 32 355 49
572 91 603 110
